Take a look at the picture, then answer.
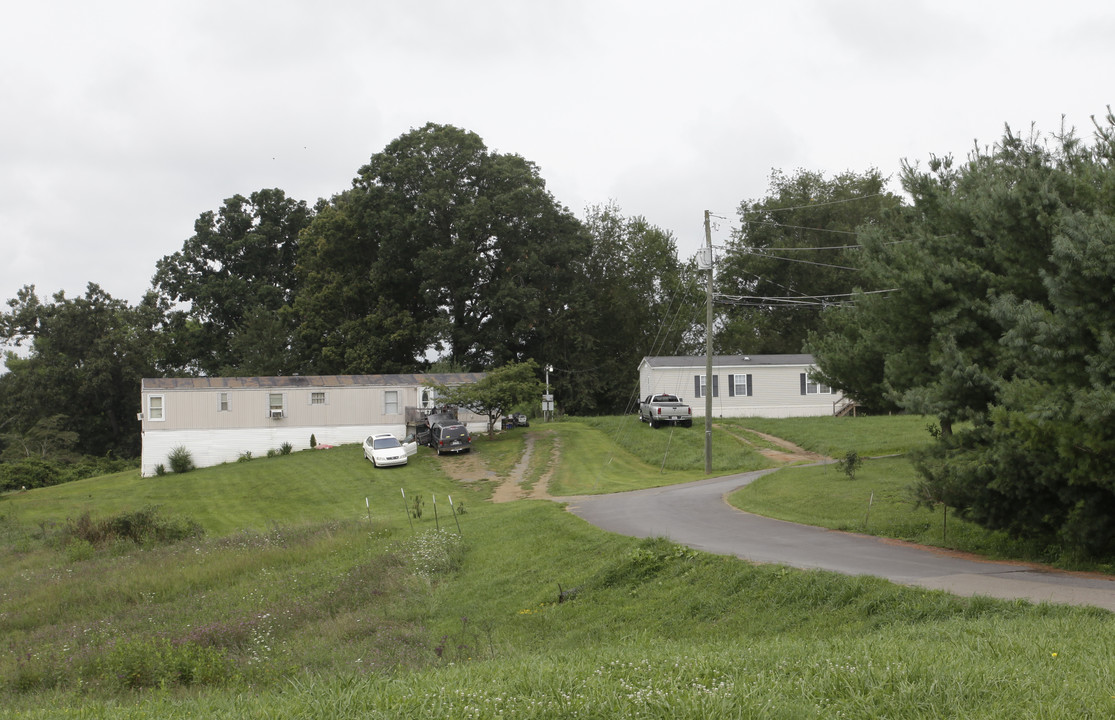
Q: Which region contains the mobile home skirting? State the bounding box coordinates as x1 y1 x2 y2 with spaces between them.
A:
139 373 486 476
141 423 407 476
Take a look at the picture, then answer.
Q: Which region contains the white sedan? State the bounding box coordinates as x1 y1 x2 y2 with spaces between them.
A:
362 433 418 467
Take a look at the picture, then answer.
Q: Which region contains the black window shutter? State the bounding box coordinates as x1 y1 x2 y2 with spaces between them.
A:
800 373 807 395
747 374 753 396
712 375 719 398
728 374 735 397
694 375 701 398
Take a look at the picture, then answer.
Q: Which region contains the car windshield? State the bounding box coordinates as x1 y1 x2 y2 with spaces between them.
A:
373 437 401 449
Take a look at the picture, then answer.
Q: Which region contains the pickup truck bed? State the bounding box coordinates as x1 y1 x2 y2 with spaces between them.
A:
639 394 693 428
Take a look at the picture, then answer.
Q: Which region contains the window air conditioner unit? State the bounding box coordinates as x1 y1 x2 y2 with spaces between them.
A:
270 409 284 419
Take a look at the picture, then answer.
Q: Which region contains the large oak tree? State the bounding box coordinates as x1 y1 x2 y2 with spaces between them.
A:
153 188 312 376
295 123 590 375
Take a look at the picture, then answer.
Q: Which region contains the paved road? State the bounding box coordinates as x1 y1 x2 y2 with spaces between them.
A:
564 469 1115 612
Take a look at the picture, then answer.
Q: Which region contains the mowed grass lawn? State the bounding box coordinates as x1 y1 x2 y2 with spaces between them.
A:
720 415 1102 567
722 413 937 457
546 415 775 495
3 415 1115 718
6 442 488 536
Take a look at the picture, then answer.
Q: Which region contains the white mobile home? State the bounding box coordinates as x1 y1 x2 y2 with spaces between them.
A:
638 355 847 418
139 373 485 476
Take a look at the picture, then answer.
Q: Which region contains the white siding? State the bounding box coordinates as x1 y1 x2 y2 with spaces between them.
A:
141 423 404 476
638 363 700 404
140 374 487 476
141 417 488 476
639 358 842 419
141 386 416 433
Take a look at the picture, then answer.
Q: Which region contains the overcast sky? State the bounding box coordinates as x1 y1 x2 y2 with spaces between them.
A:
3 0 1114 315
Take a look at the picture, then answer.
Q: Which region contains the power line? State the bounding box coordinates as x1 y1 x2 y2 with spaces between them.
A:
753 242 862 251
741 252 860 271
753 192 888 214
752 239 915 252
742 219 859 236
721 289 896 301
714 288 898 308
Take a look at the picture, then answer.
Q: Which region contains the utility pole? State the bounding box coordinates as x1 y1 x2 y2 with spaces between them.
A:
544 363 554 421
704 210 714 474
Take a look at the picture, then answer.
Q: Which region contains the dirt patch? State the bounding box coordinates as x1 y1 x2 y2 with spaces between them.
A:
526 435 561 500
491 430 560 503
716 425 829 465
434 449 499 483
490 435 535 503
431 430 559 503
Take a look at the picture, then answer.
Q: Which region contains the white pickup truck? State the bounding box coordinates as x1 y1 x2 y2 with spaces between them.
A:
638 394 693 428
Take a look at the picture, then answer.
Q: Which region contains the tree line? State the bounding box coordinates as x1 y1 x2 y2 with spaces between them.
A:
810 111 1115 556
6 111 1115 559
0 123 695 476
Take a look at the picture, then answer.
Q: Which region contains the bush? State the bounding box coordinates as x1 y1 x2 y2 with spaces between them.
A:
266 448 278 459
65 538 96 562
60 456 137 482
835 450 863 480
0 457 58 491
93 636 234 690
280 442 293 455
154 463 167 476
62 506 204 547
167 446 195 474
238 451 253 463
0 456 140 492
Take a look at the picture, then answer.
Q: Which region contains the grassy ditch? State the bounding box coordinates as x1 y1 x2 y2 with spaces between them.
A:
4 416 1115 717
3 494 1113 717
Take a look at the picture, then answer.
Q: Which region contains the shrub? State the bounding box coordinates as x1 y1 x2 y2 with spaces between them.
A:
0 455 140 492
65 538 96 562
310 433 317 448
238 451 253 463
835 450 863 480
154 463 167 476
62 506 204 548
167 446 196 474
93 636 234 690
280 442 293 455
0 457 59 491
266 448 278 459
59 456 137 482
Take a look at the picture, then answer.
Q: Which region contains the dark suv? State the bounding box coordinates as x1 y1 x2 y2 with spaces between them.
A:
415 412 456 446
430 423 471 455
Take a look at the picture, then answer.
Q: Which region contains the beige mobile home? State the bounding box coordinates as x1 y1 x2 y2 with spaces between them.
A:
638 355 848 418
140 373 485 476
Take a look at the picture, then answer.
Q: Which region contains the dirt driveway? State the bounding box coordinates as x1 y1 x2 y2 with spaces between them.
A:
436 426 818 502
715 424 829 465
435 430 560 502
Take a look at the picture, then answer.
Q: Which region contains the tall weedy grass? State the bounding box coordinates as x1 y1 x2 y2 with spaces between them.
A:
4 423 1115 718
